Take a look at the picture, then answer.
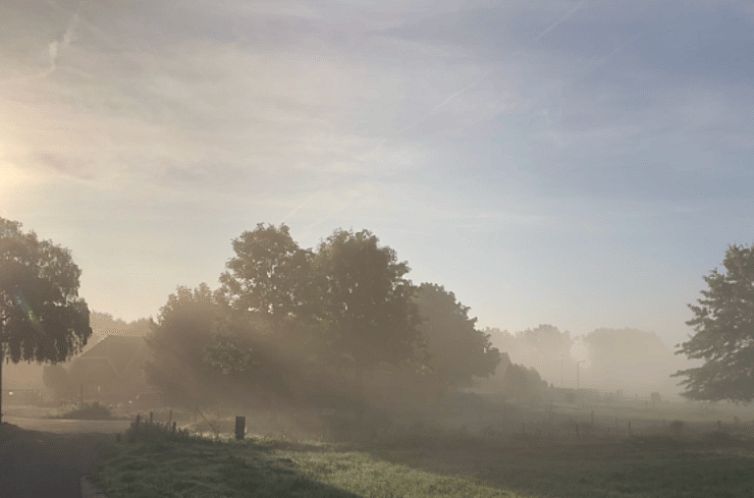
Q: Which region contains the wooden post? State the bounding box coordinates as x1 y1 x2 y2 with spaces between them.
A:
235 416 246 440
149 411 154 424
171 422 177 434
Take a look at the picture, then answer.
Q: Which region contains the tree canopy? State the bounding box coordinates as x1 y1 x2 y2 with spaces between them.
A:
220 223 316 322
676 244 754 402
145 224 515 412
415 283 500 387
0 217 91 422
315 229 420 370
0 217 91 363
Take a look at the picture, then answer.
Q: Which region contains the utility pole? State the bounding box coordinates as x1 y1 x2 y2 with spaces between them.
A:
576 360 585 391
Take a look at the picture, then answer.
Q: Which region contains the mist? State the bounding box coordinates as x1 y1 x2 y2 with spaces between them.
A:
3 1 754 497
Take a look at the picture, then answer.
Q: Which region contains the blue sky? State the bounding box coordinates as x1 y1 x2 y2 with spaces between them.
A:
1 0 753 345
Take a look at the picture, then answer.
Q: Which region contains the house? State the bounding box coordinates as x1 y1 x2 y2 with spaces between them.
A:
67 335 151 402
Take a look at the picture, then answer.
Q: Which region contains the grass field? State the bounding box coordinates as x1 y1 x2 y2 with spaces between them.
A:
95 431 754 498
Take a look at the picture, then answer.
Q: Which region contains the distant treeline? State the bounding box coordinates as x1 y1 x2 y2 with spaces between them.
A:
486 325 688 396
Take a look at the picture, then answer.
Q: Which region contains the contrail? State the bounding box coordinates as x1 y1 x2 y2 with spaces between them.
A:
379 1 591 141
534 0 588 42
281 2 592 229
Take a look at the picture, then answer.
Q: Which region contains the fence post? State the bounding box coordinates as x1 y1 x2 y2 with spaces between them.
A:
235 416 246 440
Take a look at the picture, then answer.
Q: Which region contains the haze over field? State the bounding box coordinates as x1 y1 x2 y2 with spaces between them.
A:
2 0 754 347
5 3 754 498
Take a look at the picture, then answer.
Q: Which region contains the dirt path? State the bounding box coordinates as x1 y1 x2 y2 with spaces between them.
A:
0 423 113 498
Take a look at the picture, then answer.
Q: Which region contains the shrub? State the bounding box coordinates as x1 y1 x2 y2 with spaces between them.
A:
125 414 192 443
58 402 113 420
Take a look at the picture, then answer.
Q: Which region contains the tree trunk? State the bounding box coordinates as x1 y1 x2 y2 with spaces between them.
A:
0 348 4 425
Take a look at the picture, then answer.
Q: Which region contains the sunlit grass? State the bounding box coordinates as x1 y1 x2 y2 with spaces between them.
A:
96 432 754 498
96 437 524 498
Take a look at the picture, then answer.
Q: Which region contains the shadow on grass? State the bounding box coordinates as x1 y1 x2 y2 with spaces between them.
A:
363 435 754 498
98 437 362 498
0 423 112 498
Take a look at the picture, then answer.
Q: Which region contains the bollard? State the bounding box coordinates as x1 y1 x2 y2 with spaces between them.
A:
235 416 246 440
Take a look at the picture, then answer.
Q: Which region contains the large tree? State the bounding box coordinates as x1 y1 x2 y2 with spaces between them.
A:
415 283 500 388
676 244 754 401
220 223 317 323
0 217 91 422
145 284 228 407
315 229 420 370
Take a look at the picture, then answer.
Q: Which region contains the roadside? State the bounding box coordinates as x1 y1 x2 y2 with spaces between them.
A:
0 423 113 498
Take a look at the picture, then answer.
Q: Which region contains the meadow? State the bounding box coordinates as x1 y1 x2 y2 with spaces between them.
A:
95 423 754 498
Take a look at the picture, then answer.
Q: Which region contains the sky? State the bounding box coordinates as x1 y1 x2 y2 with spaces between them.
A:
1 0 753 346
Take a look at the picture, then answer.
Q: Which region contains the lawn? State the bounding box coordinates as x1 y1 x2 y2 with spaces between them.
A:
95 430 754 498
95 437 522 498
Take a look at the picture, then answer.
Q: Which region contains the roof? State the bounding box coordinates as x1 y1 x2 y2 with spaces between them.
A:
76 335 147 376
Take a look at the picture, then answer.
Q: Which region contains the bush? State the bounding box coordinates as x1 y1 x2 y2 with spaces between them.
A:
125 414 192 443
58 402 113 420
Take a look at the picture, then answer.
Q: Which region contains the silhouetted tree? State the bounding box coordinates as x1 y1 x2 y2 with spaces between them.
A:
415 283 500 388
315 229 420 371
145 284 227 407
498 358 547 400
676 244 754 401
146 283 296 410
220 223 316 322
0 217 91 422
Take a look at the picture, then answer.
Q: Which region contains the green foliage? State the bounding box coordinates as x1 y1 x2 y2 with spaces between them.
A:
124 415 191 443
145 223 537 413
58 402 113 420
496 355 548 400
145 284 228 407
676 244 754 401
220 223 317 321
415 283 500 388
0 217 91 363
146 284 301 409
315 229 420 369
